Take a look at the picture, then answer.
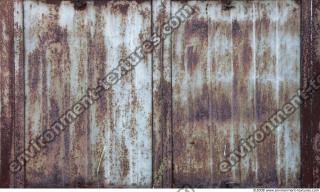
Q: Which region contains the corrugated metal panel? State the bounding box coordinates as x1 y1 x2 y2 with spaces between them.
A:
152 0 172 187
169 0 300 187
0 0 315 188
23 0 152 187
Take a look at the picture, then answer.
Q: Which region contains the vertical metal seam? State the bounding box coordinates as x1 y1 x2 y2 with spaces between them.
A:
310 0 314 187
206 1 213 186
169 0 173 188
151 0 154 187
301 0 313 187
252 0 258 183
309 0 313 186
22 0 26 187
300 0 303 186
12 0 16 187
160 1 165 187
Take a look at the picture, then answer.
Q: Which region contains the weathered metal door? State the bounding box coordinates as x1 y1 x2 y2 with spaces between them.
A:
0 0 319 188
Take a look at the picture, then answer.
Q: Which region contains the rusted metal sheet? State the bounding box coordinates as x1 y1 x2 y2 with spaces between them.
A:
23 0 152 187
169 0 300 187
0 0 14 188
0 0 25 188
311 0 320 187
152 0 173 188
0 0 317 188
171 1 212 187
13 0 25 187
301 0 320 187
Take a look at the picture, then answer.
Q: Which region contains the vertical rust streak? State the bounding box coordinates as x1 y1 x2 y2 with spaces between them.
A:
152 0 172 188
231 2 258 186
311 0 320 187
301 0 313 187
254 2 283 187
231 18 243 183
24 3 70 186
169 0 173 188
87 4 107 187
0 0 14 187
14 0 25 187
207 1 234 187
172 2 210 188
255 1 277 187
68 6 90 187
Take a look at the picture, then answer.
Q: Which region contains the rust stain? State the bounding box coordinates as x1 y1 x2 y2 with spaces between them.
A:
190 84 210 122
221 0 235 11
112 3 130 15
186 46 198 75
212 92 232 121
232 20 241 41
120 137 129 178
28 49 42 91
73 0 87 10
0 0 15 187
185 18 208 42
152 0 173 188
0 0 308 188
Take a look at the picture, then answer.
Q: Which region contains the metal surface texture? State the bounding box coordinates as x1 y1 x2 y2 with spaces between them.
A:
0 0 317 188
